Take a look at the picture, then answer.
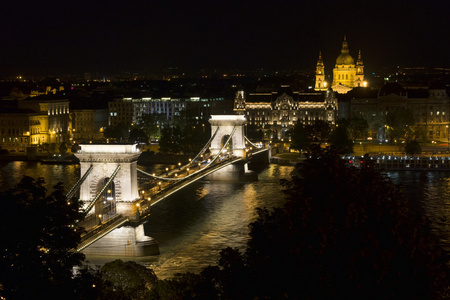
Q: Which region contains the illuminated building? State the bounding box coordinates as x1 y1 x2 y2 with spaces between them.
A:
108 96 224 127
72 109 108 142
348 82 450 141
18 99 72 144
234 85 338 139
315 36 366 94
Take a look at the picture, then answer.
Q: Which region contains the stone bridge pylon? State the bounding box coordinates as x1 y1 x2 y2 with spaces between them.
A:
75 144 159 256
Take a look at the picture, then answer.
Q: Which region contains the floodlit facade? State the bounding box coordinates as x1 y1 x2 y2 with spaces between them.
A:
348 82 450 141
315 36 366 94
234 86 338 139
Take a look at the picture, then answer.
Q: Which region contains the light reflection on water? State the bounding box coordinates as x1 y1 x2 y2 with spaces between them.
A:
2 161 449 279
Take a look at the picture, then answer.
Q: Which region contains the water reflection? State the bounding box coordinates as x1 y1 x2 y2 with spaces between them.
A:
1 161 448 279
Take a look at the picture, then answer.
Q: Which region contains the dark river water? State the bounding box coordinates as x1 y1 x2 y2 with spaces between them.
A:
0 161 449 279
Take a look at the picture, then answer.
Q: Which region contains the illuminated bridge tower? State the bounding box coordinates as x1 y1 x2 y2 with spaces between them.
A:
75 144 158 256
205 115 257 181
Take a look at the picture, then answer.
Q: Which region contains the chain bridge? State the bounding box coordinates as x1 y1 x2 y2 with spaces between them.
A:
69 115 270 256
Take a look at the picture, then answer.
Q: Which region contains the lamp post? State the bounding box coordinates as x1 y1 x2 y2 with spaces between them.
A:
447 125 449 152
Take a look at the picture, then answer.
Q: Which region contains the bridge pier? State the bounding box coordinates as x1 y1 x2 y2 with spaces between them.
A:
203 161 257 181
75 144 159 256
81 224 158 256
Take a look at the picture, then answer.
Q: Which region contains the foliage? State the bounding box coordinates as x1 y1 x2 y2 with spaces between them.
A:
159 125 183 154
149 146 449 299
404 139 422 155
245 124 264 141
0 177 85 299
138 113 166 140
244 146 449 299
348 116 369 140
310 119 330 142
129 127 149 144
385 109 415 143
329 120 353 154
159 110 210 154
290 121 310 151
100 260 157 299
71 142 81 153
103 123 130 142
59 142 68 154
149 272 216 300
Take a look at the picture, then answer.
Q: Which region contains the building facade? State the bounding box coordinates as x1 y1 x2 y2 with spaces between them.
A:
108 96 225 127
234 86 338 139
315 37 366 94
348 83 450 141
18 99 72 144
72 109 108 142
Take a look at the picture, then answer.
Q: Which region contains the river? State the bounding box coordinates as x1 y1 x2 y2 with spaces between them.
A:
0 161 448 279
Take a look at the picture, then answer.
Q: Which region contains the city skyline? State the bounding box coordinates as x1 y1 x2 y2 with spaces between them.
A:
1 0 450 76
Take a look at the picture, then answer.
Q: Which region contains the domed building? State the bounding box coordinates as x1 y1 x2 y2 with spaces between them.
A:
315 36 366 94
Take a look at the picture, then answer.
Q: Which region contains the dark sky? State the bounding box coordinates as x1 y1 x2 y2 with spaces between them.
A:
1 0 449 76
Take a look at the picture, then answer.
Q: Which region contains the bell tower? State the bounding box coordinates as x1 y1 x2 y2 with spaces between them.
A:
354 50 366 87
315 51 327 91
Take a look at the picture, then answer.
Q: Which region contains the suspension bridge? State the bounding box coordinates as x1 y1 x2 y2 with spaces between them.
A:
69 115 270 256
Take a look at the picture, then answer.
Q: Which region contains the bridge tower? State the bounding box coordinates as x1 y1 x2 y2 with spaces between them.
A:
206 115 256 181
74 144 158 256
209 115 247 157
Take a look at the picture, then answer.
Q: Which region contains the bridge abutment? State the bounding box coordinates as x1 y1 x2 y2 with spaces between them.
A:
80 224 158 256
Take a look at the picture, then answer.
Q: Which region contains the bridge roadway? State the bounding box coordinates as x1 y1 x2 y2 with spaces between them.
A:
76 147 268 252
137 147 269 207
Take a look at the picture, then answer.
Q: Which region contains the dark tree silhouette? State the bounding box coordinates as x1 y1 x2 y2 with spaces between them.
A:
0 177 85 299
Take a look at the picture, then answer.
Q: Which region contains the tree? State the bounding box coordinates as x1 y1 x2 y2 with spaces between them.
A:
138 113 166 141
348 116 369 140
159 126 183 154
129 127 149 144
385 109 415 143
405 139 422 155
100 260 157 299
329 120 353 154
290 121 310 152
59 142 68 154
310 119 330 142
0 177 85 299
104 123 130 142
243 146 449 298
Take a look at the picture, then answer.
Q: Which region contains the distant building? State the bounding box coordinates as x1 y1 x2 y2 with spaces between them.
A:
108 96 226 127
72 109 108 142
315 36 366 94
348 83 450 141
234 85 338 139
18 99 72 144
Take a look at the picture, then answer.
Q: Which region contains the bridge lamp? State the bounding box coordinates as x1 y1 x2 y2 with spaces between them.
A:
166 167 169 172
175 173 178 177
152 173 155 176
136 203 140 207
148 197 151 201
158 182 162 190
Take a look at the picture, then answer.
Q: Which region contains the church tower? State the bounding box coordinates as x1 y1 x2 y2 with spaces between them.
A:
354 50 366 87
314 51 327 91
331 36 357 94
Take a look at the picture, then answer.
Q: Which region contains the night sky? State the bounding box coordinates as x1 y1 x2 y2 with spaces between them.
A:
1 0 449 76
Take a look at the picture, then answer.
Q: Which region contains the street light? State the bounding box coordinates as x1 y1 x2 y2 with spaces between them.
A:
447 125 449 151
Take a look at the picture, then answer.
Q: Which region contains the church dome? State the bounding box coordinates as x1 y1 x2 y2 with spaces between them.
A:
336 53 354 65
335 36 354 65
